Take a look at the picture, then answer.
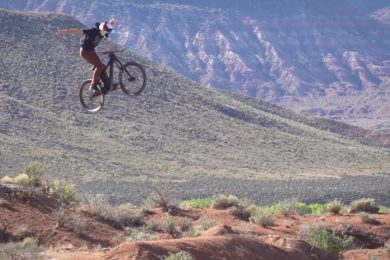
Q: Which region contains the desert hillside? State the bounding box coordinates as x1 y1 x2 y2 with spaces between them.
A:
1 0 389 130
0 8 389 260
0 9 390 206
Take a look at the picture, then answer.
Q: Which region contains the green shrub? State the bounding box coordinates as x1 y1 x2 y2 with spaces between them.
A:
179 217 193 232
181 226 199 237
249 207 276 227
163 216 177 235
180 198 212 209
295 203 312 215
238 198 256 208
118 202 137 210
14 226 33 241
21 237 40 251
279 200 327 216
146 221 160 232
67 216 87 236
279 200 300 215
23 162 48 187
0 238 41 260
161 251 194 260
141 196 156 210
326 199 345 215
231 224 256 236
295 203 326 216
14 173 30 186
269 203 285 215
51 180 78 206
229 205 252 220
301 225 354 257
379 205 390 214
0 198 10 207
82 202 145 229
54 208 86 236
198 216 217 230
125 210 145 227
307 203 327 215
55 207 68 227
126 227 158 242
385 239 390 251
350 198 379 213
0 224 7 242
211 194 239 209
359 213 380 225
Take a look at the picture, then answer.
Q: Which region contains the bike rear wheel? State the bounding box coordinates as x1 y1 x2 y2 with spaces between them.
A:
79 80 105 113
119 62 146 95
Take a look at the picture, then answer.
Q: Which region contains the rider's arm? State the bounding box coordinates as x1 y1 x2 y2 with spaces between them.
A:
58 28 84 35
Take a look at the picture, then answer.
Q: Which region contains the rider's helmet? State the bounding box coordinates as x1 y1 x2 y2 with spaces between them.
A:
99 21 113 38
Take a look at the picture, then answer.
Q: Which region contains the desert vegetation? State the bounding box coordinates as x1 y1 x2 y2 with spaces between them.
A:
1 9 390 209
300 224 355 257
0 164 390 259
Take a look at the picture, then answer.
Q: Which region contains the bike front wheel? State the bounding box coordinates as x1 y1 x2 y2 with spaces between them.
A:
119 62 146 96
79 80 105 113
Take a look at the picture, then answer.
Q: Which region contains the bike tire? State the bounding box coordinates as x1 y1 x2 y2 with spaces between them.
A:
79 80 105 113
119 62 147 96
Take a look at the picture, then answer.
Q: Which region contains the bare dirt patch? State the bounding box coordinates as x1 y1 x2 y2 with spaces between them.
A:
104 235 334 260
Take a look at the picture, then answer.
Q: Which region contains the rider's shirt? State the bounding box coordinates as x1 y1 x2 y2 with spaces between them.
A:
80 28 102 51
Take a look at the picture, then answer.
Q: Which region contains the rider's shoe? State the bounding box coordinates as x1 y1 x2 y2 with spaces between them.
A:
112 83 120 91
89 84 101 93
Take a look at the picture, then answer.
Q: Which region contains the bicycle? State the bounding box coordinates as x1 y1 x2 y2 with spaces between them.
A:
79 50 146 113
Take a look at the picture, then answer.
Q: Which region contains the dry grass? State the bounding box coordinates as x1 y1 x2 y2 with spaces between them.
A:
1 176 14 185
350 198 380 213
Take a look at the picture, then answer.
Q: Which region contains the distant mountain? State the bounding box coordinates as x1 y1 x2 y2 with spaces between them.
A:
345 0 389 13
1 9 390 204
1 0 389 131
371 6 390 25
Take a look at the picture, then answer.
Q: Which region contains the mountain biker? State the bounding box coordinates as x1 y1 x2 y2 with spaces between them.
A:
59 19 117 93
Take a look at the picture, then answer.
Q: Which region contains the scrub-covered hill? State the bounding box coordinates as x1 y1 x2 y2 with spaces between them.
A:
0 9 389 204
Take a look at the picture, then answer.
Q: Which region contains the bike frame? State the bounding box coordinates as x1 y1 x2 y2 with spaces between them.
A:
80 50 146 112
101 52 125 91
94 50 132 91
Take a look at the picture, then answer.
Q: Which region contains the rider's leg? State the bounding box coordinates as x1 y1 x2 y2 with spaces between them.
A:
92 63 105 85
80 48 106 86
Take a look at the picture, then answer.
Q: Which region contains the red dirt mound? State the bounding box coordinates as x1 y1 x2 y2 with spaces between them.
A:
343 248 390 260
104 235 334 260
0 185 122 248
2 184 390 260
